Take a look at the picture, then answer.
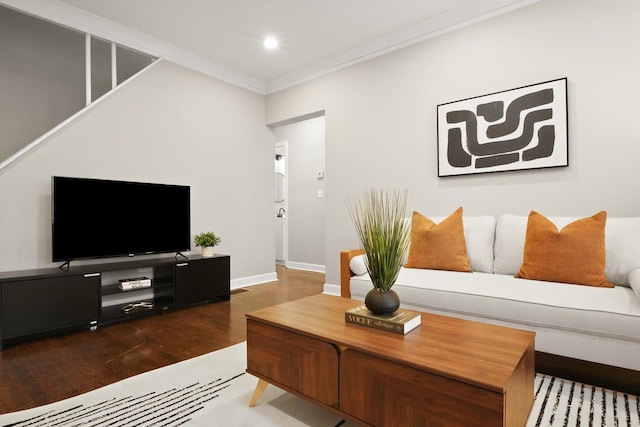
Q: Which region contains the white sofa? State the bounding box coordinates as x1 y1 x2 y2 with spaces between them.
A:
340 215 640 375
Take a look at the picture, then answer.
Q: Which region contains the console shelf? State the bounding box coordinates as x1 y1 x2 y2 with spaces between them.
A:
0 254 230 349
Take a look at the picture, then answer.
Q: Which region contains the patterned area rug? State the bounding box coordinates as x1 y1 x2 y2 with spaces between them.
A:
1 342 638 426
531 375 639 426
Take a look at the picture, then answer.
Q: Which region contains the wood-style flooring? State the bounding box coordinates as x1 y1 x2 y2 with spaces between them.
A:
0 266 324 414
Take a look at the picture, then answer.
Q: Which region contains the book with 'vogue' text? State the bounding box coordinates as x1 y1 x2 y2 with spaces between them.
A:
345 305 421 335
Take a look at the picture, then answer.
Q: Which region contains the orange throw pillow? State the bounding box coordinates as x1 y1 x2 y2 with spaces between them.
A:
515 211 613 287
405 207 472 272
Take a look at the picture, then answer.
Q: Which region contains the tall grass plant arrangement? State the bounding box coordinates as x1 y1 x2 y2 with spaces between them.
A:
347 189 411 309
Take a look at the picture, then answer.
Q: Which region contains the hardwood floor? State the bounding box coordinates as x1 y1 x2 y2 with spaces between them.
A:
0 266 325 414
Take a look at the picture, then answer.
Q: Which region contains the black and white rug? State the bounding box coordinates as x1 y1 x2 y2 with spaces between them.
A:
531 374 639 427
1 342 638 426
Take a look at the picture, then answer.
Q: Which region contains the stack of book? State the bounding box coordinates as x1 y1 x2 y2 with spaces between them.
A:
118 276 152 291
345 305 421 335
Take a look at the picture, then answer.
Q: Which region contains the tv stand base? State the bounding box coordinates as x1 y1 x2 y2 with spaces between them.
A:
0 254 230 350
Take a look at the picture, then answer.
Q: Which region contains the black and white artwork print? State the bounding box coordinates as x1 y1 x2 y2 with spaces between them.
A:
437 78 568 177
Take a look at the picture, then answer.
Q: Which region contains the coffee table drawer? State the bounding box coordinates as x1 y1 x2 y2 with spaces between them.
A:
246 319 340 407
340 348 504 427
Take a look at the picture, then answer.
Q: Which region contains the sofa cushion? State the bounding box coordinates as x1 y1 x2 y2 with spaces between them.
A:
515 211 612 288
602 217 640 286
494 215 640 286
349 268 640 345
463 216 496 273
630 268 640 300
405 208 472 272
493 215 528 275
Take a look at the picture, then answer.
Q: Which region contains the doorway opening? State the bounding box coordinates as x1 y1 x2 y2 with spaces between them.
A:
275 142 287 266
272 115 325 273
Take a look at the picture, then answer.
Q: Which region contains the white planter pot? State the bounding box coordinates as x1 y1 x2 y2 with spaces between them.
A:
201 246 215 257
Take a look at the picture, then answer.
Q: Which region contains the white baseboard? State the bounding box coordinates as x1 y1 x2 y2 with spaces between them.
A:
285 262 325 274
230 272 277 290
322 283 341 296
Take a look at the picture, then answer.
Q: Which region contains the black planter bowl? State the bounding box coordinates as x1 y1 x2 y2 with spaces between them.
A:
364 288 400 315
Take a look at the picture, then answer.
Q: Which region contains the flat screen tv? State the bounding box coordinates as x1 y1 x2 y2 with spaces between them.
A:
52 176 191 263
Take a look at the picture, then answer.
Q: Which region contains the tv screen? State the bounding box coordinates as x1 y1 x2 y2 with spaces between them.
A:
52 176 191 262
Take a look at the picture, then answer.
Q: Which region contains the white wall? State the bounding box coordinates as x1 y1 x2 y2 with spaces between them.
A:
266 0 640 287
0 5 85 163
0 60 275 283
272 116 326 270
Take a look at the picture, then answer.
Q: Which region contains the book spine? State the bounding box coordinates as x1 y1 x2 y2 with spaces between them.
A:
345 312 404 334
122 280 150 285
119 279 152 290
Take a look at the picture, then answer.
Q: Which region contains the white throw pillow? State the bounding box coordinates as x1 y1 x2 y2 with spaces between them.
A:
603 217 640 286
629 268 640 301
349 254 368 275
463 216 496 273
493 215 527 275
428 215 496 273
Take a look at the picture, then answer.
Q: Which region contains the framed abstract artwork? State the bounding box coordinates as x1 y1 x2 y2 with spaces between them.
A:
437 78 568 177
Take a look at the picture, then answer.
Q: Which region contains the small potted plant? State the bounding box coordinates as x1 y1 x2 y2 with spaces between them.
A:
194 231 222 258
347 189 411 315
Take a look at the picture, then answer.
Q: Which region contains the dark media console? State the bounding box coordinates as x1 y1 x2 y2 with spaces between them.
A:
0 254 230 350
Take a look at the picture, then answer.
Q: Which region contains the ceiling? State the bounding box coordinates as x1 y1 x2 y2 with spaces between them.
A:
7 0 539 93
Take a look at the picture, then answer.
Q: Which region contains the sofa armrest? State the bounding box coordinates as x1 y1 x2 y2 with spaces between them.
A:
340 249 364 298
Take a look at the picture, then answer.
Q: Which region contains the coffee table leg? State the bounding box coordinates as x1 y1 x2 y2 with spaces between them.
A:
249 378 269 407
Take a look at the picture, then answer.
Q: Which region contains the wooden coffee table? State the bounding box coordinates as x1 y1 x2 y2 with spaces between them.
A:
246 294 535 426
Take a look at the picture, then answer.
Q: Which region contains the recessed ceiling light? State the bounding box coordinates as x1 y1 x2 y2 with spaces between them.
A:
263 36 279 50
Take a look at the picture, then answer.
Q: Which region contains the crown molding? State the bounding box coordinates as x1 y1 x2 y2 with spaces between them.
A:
264 0 541 94
2 0 540 96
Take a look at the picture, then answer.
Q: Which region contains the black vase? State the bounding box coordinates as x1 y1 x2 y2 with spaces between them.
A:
364 288 400 315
